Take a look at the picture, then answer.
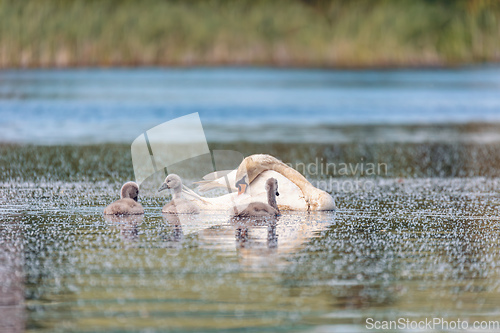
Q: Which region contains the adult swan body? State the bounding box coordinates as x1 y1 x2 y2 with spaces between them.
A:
182 154 336 211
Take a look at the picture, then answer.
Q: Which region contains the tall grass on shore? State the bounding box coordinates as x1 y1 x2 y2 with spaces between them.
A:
1 0 499 68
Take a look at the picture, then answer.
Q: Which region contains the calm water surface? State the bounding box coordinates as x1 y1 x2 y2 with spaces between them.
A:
1 67 500 143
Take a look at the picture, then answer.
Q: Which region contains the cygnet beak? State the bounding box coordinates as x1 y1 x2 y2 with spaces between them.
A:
158 183 169 192
276 191 280 196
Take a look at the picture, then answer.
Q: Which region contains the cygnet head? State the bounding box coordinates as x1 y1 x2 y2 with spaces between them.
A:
265 178 279 197
120 181 140 201
158 174 183 192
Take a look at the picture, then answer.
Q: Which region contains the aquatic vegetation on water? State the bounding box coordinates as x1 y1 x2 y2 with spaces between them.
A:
3 141 500 185
1 176 500 332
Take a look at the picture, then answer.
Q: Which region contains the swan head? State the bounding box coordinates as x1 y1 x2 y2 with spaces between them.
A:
265 178 279 197
120 181 140 201
235 176 248 195
158 174 182 192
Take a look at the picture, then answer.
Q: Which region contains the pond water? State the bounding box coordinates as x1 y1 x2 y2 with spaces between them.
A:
1 67 500 332
1 66 500 144
2 177 500 332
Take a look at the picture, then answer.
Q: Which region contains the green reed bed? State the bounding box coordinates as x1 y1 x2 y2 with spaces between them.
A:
1 0 499 68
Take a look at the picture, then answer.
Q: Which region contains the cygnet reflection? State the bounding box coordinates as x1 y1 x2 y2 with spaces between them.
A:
104 214 144 242
161 213 184 242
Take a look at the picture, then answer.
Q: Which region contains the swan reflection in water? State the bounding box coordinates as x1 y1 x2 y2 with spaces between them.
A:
103 214 144 242
161 210 335 269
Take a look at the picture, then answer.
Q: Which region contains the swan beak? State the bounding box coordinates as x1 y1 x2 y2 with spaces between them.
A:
276 191 279 196
237 183 247 195
158 183 169 192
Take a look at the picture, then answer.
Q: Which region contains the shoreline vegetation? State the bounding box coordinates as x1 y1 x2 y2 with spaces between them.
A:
3 137 500 182
1 0 499 69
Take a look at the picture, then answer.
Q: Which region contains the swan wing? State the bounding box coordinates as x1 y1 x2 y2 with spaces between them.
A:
201 170 234 181
182 185 240 210
195 169 237 192
182 183 270 211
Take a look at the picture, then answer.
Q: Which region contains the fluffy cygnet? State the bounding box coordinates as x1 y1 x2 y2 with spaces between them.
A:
158 174 200 214
104 181 144 215
233 178 279 217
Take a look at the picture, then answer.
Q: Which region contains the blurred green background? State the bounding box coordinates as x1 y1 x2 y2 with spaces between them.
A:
1 0 499 68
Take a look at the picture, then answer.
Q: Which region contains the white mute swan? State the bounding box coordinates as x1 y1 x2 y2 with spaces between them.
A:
159 174 200 214
233 178 279 217
182 154 335 211
104 181 144 215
